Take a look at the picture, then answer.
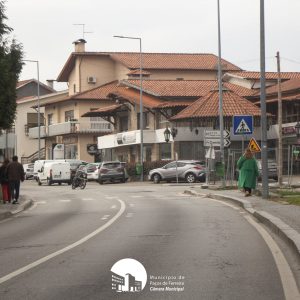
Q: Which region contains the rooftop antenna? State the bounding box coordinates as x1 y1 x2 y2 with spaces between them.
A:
73 23 93 39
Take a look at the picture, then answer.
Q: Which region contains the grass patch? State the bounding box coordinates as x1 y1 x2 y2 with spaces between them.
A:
271 189 300 205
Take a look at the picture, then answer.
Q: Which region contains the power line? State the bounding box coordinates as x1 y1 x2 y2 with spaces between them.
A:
281 57 300 65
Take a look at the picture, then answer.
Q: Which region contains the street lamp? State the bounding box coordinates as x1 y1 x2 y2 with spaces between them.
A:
164 127 171 143
23 59 41 160
114 35 144 181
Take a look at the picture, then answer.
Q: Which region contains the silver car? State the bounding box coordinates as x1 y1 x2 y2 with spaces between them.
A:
148 160 205 184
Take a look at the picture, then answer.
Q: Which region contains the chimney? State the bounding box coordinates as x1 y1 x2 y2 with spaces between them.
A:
73 39 86 52
46 79 54 89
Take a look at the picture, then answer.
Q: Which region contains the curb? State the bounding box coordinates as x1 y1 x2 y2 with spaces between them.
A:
185 189 300 263
0 197 33 220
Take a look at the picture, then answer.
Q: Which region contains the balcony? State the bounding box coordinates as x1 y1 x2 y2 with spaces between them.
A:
29 121 113 139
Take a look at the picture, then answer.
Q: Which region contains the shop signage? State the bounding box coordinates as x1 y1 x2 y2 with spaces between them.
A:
87 144 98 155
116 132 137 145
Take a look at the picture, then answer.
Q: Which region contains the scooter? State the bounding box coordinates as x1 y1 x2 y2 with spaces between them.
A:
71 170 87 189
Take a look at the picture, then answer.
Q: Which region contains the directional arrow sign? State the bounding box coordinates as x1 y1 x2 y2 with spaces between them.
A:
205 130 230 139
204 138 231 147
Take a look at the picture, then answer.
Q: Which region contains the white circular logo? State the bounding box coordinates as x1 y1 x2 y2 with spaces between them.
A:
111 258 147 292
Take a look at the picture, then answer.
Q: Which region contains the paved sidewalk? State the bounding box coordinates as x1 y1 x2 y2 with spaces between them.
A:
185 184 300 261
0 196 33 221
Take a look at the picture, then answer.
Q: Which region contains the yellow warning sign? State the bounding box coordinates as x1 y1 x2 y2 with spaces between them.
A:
248 137 261 152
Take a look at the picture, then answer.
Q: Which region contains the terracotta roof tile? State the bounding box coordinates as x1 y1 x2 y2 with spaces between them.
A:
228 71 300 80
71 81 119 100
16 79 33 88
57 52 241 82
123 80 255 98
108 88 163 109
172 89 261 120
127 69 151 75
255 92 300 104
81 104 124 117
155 101 193 108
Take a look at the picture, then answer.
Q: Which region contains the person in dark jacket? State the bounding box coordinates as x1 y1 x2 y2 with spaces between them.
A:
6 156 25 204
0 158 11 203
237 148 259 196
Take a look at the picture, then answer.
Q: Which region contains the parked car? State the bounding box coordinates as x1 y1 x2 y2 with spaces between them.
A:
98 161 126 184
256 159 278 181
148 160 206 184
23 163 34 179
86 163 102 181
235 159 278 181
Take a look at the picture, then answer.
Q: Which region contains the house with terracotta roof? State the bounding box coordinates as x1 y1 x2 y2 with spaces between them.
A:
0 79 55 162
28 39 244 162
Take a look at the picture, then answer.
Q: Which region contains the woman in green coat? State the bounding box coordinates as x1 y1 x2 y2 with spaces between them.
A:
237 148 259 196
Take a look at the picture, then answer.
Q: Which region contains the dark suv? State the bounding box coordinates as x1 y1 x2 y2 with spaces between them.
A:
98 161 126 184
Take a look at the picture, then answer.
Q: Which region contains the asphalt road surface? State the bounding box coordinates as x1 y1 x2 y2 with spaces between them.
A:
0 180 291 299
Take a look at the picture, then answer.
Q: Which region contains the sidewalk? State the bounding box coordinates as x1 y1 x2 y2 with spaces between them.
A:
185 182 300 262
0 196 33 221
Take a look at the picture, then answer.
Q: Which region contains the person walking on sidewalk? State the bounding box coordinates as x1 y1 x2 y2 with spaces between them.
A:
237 148 259 197
0 158 11 203
6 156 25 204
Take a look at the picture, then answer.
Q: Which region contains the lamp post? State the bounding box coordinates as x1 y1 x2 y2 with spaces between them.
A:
164 126 178 183
23 59 40 160
217 0 225 187
114 35 144 181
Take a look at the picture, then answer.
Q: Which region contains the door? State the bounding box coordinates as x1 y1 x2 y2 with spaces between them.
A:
163 162 177 179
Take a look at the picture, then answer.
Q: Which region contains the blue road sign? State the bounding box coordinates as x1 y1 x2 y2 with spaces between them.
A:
233 115 253 135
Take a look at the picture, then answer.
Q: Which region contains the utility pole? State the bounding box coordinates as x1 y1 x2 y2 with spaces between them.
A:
276 51 283 187
217 0 225 187
260 0 269 198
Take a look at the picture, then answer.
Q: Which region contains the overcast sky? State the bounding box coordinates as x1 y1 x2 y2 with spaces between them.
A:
5 0 300 91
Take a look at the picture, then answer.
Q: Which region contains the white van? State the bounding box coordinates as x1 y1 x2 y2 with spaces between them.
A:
37 161 71 186
33 160 54 181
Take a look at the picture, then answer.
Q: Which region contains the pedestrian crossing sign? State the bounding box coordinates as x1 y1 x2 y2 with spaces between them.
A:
233 115 253 135
248 137 261 152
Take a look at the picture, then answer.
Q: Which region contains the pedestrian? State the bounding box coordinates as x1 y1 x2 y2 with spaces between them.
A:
0 158 11 203
237 148 259 197
6 156 25 204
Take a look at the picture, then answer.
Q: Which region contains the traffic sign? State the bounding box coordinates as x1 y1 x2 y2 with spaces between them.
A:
205 130 230 139
204 138 231 147
233 115 253 135
248 137 261 152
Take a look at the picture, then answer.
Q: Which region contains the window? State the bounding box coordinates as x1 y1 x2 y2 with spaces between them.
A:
164 161 176 169
120 116 129 132
65 110 74 122
137 112 149 129
48 114 53 126
160 143 171 160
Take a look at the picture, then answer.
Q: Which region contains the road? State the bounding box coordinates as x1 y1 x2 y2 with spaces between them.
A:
0 180 293 299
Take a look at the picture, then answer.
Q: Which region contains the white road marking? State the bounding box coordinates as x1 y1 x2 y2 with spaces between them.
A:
101 215 110 220
126 213 134 218
105 196 118 199
244 215 300 300
59 199 71 203
111 205 117 209
130 195 143 198
35 201 47 205
129 204 135 207
207 197 300 300
0 198 126 284
82 198 94 201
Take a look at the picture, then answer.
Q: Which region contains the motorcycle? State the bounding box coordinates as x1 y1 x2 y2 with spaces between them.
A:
71 170 87 189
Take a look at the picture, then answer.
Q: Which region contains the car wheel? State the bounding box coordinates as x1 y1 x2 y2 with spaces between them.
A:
153 173 161 184
185 173 196 183
98 180 103 185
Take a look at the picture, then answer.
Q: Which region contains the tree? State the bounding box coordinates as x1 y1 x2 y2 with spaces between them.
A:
0 0 23 130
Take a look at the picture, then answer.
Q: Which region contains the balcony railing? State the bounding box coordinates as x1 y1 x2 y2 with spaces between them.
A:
29 121 113 139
